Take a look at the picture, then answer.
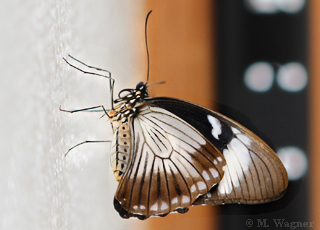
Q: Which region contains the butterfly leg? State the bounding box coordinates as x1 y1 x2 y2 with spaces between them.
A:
67 55 111 74
63 56 115 110
59 105 110 118
65 140 111 157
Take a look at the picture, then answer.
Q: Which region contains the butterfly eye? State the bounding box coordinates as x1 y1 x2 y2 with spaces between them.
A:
135 81 146 90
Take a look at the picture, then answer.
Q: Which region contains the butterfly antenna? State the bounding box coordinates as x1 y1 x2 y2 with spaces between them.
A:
147 81 166 88
145 10 152 85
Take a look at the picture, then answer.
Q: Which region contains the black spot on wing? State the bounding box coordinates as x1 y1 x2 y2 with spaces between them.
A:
114 198 130 219
114 198 148 220
176 207 189 213
218 123 234 146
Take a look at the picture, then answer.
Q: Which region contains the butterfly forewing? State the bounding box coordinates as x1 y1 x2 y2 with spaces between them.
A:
194 116 288 205
147 98 288 206
114 104 226 219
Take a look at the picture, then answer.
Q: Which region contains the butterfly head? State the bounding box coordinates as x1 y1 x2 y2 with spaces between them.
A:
135 81 148 98
115 81 148 103
109 82 149 121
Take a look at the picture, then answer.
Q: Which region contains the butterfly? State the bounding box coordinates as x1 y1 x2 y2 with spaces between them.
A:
61 11 288 220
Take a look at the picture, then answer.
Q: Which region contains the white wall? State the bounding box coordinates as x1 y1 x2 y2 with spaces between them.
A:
0 1 145 229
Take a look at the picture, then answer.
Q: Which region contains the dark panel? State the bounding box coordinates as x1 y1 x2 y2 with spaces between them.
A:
215 1 309 229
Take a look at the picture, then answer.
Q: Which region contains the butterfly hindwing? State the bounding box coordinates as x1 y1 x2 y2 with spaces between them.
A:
114 103 226 219
147 97 288 206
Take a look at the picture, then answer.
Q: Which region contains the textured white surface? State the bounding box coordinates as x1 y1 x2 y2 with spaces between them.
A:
0 1 145 229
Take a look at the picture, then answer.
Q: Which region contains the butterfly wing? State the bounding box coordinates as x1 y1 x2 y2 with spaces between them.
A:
114 103 226 219
194 112 288 205
148 97 288 206
194 124 287 205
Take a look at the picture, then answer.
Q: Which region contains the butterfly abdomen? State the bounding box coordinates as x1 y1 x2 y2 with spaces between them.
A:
110 121 132 181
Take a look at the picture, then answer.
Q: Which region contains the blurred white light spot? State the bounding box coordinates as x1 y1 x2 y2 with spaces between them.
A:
277 146 308 181
245 0 279 14
245 0 305 14
244 62 274 92
277 62 308 92
275 0 305 13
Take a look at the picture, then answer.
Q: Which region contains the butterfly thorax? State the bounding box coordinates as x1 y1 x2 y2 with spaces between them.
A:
109 82 148 181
